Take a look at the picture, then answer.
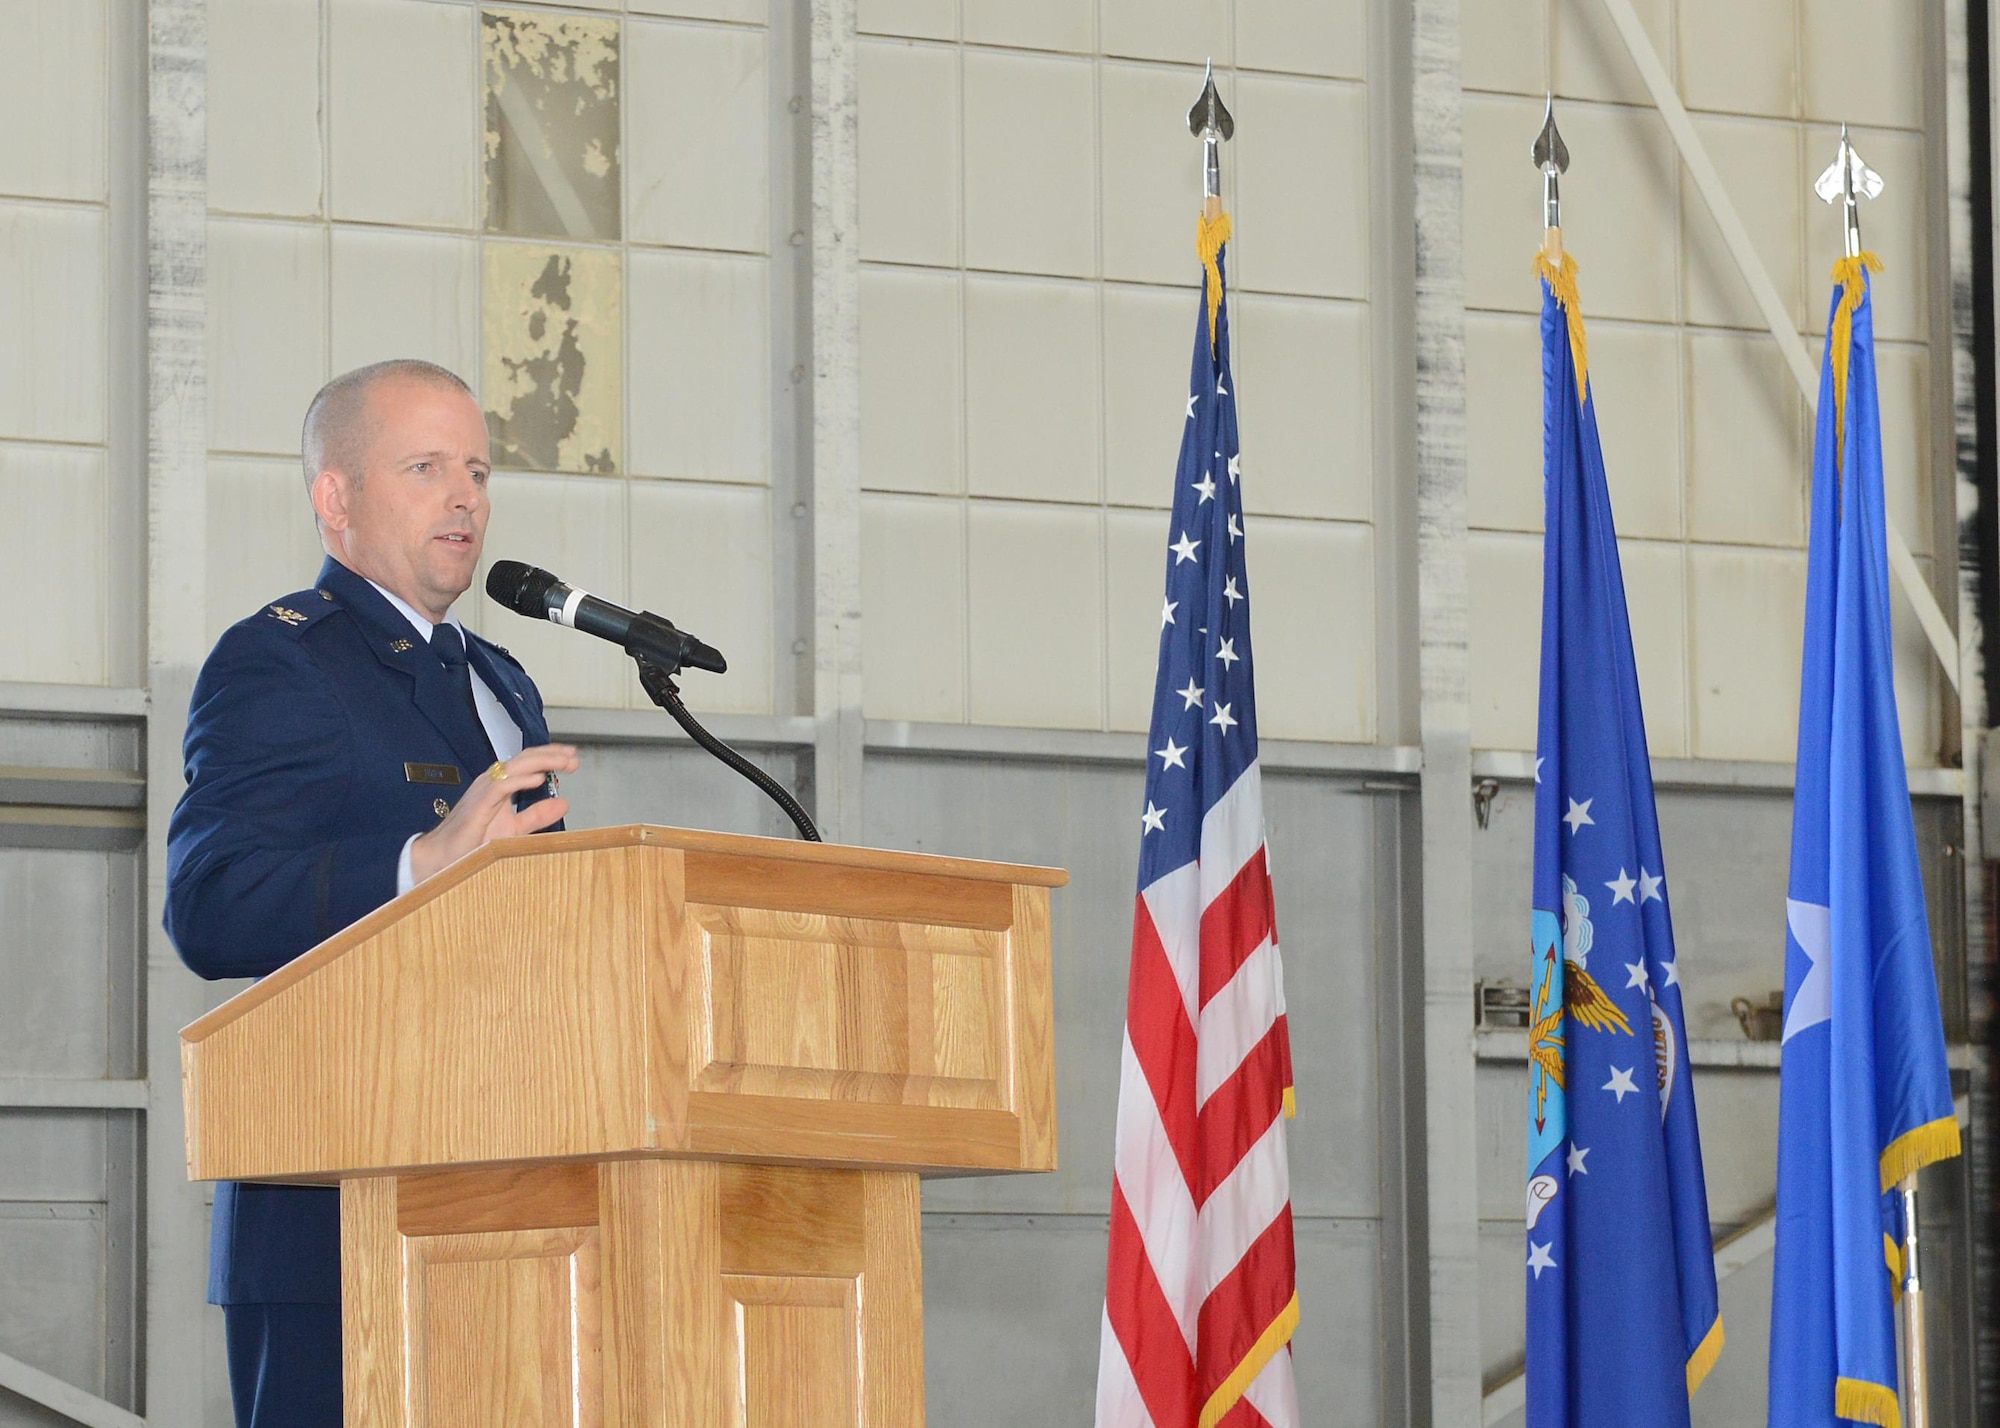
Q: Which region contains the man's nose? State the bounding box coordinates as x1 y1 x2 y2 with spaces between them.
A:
445 464 482 509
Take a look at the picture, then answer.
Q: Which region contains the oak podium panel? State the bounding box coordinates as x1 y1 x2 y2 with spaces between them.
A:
182 826 1064 1427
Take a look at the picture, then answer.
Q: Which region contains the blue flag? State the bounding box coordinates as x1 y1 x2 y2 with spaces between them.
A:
1525 253 1722 1428
1767 255 1960 1428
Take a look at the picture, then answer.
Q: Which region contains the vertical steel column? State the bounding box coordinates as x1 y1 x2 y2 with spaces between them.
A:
807 0 864 845
144 0 212 1418
1411 0 1481 1421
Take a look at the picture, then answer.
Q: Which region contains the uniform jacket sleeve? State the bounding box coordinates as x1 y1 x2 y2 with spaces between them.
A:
165 622 407 979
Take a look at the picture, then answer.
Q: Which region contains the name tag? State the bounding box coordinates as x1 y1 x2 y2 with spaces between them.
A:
403 761 462 786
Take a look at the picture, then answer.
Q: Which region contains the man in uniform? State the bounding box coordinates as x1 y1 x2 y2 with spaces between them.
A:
165 359 580 1426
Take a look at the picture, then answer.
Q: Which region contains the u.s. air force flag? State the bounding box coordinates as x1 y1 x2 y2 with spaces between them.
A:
1524 251 1722 1428
1767 254 1960 1428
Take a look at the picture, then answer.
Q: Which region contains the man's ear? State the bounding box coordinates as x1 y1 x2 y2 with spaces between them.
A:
311 469 351 533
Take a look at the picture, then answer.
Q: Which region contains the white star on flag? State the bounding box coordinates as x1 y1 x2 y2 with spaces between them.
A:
1227 453 1241 483
1155 738 1188 770
1534 757 1545 783
1216 638 1240 668
1193 473 1217 503
1606 869 1636 904
1638 867 1665 903
1223 575 1243 606
1210 703 1237 734
1659 958 1680 987
1782 898 1832 1043
1177 677 1204 710
1161 597 1177 628
1603 1066 1639 1103
1566 1144 1589 1176
1141 802 1166 834
1171 531 1201 564
1216 377 1228 395
1624 960 1650 991
1227 512 1242 543
1185 393 1198 419
1562 797 1594 834
1528 1242 1556 1279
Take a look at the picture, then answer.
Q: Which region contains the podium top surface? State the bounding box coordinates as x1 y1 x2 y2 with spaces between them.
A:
181 824 1065 1182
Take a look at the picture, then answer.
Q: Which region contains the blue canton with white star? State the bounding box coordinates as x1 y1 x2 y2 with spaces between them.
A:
1136 252 1258 891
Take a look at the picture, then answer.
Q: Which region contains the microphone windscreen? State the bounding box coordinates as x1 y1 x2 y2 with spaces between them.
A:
485 560 561 618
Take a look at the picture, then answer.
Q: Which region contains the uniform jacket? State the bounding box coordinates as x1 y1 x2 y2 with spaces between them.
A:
166 555 556 1304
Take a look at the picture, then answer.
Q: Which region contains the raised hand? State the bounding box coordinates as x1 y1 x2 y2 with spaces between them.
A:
407 743 579 885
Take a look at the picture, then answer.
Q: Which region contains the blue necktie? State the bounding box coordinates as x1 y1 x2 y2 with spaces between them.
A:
430 623 496 766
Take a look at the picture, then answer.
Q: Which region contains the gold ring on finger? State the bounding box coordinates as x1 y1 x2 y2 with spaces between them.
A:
490 760 508 782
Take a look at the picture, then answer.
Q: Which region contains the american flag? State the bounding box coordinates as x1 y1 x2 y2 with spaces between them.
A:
1096 217 1299 1428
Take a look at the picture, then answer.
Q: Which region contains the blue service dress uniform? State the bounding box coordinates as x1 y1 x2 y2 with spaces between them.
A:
165 556 558 1427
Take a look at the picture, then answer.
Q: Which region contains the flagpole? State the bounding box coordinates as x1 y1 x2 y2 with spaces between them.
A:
1811 123 1924 1427
1189 60 1231 222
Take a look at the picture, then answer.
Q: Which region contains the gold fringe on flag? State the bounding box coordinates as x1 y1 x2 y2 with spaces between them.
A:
1197 1292 1299 1428
1828 251 1884 470
1835 1375 1903 1428
1878 1113 1961 1195
1532 249 1590 401
1197 209 1233 349
1685 1316 1725 1396
1886 1231 1906 1304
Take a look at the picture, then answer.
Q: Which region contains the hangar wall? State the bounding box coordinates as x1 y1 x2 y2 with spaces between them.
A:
0 0 1985 1424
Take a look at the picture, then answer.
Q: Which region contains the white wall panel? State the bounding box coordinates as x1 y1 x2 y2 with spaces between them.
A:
1235 0 1368 82
1685 331 1806 549
962 51 1096 278
1465 311 1543 533
0 444 106 685
1799 0 1923 131
204 458 323 643
1678 0 1796 120
0 203 106 445
1249 518 1375 742
1588 323 1683 541
329 227 479 383
626 19 771 253
0 0 106 202
1462 0 1546 96
1549 102 1681 324
328 0 477 230
1687 544 1806 761
859 0 956 42
1102 284 1195 509
1680 114 1803 332
966 501 1103 728
1232 294 1372 522
207 219 327 455
1461 91 1546 316
1231 75 1368 300
1552 0 1672 107
1100 62 1220 287
960 0 1090 54
1098 0 1229 67
962 275 1100 503
1104 506 1168 731
208 0 322 219
629 0 766 23
858 39 960 267
628 249 771 485
862 493 966 722
1873 341 1931 560
478 473 628 707
626 481 772 715
1467 529 1540 751
1619 538 1689 758
861 266 963 495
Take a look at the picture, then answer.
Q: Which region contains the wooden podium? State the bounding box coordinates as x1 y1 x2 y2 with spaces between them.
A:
180 825 1065 1427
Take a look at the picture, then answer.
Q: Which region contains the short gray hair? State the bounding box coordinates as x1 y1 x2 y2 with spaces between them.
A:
300 359 475 491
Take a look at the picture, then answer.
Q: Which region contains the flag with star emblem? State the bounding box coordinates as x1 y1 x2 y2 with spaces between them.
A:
1094 209 1299 1428
1767 255 1959 1428
1523 251 1720 1428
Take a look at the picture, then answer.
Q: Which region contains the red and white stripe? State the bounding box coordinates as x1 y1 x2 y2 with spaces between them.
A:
1097 763 1299 1428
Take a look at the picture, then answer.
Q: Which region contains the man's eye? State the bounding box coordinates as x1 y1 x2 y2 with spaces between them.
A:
471 469 489 485
413 461 433 474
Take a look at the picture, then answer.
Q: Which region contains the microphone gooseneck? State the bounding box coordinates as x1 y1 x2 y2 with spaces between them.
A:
485 559 821 842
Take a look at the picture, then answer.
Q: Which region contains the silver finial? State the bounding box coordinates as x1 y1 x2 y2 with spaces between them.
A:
1187 61 1233 205
1814 123 1882 259
1532 94 1569 232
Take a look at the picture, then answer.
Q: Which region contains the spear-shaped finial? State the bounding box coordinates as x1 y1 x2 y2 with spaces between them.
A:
1814 123 1883 259
1188 60 1233 220
1532 94 1569 262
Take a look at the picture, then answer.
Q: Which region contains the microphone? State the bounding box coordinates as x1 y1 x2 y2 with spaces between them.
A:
485 560 727 675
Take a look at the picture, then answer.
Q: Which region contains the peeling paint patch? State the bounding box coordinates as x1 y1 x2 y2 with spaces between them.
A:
482 8 620 241
482 243 622 474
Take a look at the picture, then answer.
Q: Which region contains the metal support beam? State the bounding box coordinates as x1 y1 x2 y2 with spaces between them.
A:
1597 0 1963 694
1412 0 1482 1420
807 0 864 843
0 1079 149 1110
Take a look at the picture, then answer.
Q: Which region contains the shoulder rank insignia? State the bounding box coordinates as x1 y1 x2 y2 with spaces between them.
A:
266 605 308 626
389 638 413 653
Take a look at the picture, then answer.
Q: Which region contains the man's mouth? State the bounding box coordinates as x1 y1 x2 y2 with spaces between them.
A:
435 532 475 546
